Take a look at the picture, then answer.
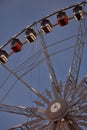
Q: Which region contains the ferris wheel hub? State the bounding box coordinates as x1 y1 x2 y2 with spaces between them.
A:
46 98 68 121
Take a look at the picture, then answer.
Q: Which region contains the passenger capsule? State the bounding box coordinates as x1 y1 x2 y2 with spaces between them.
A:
10 38 22 53
40 19 52 33
73 5 84 21
0 49 9 63
57 12 68 26
25 28 36 43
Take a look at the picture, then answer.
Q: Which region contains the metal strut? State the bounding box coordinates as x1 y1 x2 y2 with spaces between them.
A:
2 64 50 105
38 32 61 99
64 17 87 98
0 104 40 117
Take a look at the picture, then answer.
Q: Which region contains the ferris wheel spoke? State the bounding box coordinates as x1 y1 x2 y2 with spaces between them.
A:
61 121 71 130
29 124 41 130
71 88 87 106
80 104 87 113
38 123 51 130
70 77 86 102
76 115 87 122
0 103 44 117
45 88 53 100
78 93 87 105
2 63 50 105
34 100 45 107
33 90 53 107
62 121 83 130
59 81 63 96
79 122 87 128
70 76 87 106
9 118 44 130
38 32 61 99
73 124 83 130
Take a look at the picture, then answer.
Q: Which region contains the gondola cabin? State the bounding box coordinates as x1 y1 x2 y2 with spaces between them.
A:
57 12 68 26
40 19 52 33
73 5 84 21
10 38 22 53
0 50 9 63
25 28 36 43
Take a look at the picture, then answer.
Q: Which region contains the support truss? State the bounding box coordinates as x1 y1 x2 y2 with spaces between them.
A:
64 17 87 99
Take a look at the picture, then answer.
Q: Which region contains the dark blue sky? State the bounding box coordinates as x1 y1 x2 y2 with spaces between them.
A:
0 0 87 130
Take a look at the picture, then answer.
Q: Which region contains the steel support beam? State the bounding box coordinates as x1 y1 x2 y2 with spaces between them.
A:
64 17 87 98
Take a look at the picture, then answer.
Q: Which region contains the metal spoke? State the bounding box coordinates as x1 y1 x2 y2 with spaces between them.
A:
38 32 61 99
0 104 41 117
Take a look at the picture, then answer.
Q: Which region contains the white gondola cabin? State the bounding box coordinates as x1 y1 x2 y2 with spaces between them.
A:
40 19 52 33
73 5 84 21
0 50 9 63
25 28 36 43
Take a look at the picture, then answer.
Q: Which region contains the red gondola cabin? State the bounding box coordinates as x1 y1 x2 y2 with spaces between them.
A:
57 12 68 26
10 38 22 53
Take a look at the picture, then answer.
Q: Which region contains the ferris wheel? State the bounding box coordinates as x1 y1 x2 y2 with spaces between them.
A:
0 1 87 130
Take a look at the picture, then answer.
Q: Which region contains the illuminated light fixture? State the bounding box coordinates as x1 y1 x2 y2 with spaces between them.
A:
10 38 22 53
73 5 84 21
57 12 68 26
0 49 9 63
25 28 36 43
40 19 52 33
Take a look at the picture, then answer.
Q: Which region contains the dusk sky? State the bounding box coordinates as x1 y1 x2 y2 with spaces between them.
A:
0 0 87 130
